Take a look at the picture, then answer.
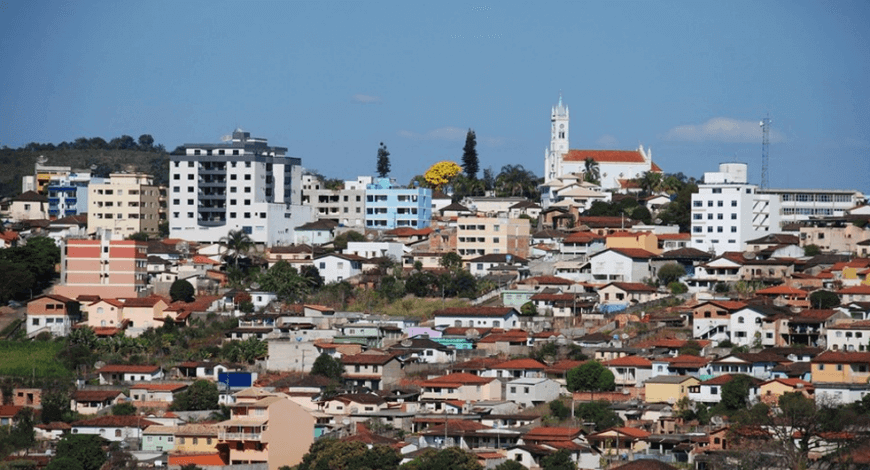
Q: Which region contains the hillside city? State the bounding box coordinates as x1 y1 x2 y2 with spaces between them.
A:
2 97 870 470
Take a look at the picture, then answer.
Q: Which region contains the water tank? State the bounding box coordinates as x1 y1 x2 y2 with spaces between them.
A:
718 163 748 184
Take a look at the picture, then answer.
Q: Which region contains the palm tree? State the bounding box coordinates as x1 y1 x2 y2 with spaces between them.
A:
583 157 600 184
220 229 253 268
495 164 538 198
638 171 664 196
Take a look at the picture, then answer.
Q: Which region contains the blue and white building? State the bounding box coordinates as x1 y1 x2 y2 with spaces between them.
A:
46 172 95 218
365 178 432 229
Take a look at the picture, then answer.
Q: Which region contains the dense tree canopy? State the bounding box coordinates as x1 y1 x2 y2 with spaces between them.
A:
377 142 391 178
297 438 401 470
55 434 107 470
170 279 195 302
401 447 483 470
461 129 479 180
310 354 343 382
170 380 219 411
566 361 615 393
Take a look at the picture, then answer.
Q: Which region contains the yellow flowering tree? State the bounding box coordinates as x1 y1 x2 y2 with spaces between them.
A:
424 161 462 189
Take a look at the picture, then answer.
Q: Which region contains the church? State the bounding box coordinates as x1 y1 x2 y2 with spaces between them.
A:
543 95 662 190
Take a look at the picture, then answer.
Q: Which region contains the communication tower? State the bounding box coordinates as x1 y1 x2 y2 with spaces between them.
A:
760 116 771 189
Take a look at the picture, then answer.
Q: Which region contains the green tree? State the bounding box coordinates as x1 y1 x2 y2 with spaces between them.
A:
127 232 150 241
333 230 365 251
170 380 219 411
566 361 615 393
495 164 540 199
493 461 526 470
405 271 439 297
678 340 702 356
377 142 391 178
637 171 663 196
461 129 479 180
310 354 343 382
718 374 753 413
439 252 463 270
41 389 71 423
657 262 686 285
220 229 254 268
298 439 401 470
8 407 35 450
258 261 312 302
548 399 570 420
541 449 575 470
574 400 623 431
55 434 106 470
169 279 195 302
46 457 85 470
668 281 688 294
112 402 137 416
804 244 822 256
137 134 155 150
520 301 537 316
400 446 482 470
583 157 600 184
809 290 840 309
658 180 698 232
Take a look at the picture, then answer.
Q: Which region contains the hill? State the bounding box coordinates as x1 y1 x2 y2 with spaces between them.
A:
0 136 171 198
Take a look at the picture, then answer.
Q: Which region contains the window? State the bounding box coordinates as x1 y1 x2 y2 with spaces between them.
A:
717 201 723 207
731 200 738 206
837 364 843 371
731 213 737 219
731 226 737 233
244 174 251 180
173 174 180 180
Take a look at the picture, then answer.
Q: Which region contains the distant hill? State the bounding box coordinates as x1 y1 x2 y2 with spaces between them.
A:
0 136 171 198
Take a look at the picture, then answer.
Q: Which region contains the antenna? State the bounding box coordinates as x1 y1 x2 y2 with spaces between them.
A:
760 116 771 189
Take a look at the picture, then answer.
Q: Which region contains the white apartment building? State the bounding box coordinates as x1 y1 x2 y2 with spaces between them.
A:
759 188 864 225
301 176 371 228
690 163 781 255
87 173 161 237
169 129 313 245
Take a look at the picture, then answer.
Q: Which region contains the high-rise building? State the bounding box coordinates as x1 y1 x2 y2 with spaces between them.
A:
456 216 530 259
168 129 312 245
690 163 781 255
87 173 160 237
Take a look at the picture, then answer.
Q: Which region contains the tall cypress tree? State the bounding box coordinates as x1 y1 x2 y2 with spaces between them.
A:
461 129 479 180
376 142 391 178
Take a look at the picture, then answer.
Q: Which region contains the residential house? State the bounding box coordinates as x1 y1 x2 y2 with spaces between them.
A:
293 219 338 246
142 425 177 453
97 364 164 385
754 285 810 309
70 390 126 415
129 383 189 404
604 355 653 388
342 351 403 391
827 320 870 352
173 423 220 455
217 391 316 470
810 351 870 384
838 285 870 304
465 253 530 278
708 352 789 380
589 248 656 283
70 415 159 442
650 356 710 378
758 378 813 405
606 231 661 255
587 427 651 456
25 294 78 338
689 374 760 405
596 282 659 312
388 337 454 364
314 253 365 283
559 230 606 260
691 300 747 343
432 307 520 329
420 373 502 406
505 378 561 407
8 191 48 221
644 376 700 404
490 358 547 379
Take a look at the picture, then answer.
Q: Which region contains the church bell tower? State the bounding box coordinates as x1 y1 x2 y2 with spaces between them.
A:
545 94 569 181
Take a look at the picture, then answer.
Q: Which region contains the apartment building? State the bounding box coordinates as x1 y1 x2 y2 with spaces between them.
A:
301 176 369 228
364 178 432 229
759 188 864 224
691 163 781 255
456 216 530 259
55 231 149 298
46 172 93 218
217 391 315 470
169 129 313 245
88 173 160 237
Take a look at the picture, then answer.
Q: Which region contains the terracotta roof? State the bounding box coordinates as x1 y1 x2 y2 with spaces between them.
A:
563 149 646 163
492 358 547 370
756 285 809 296
563 231 605 244
838 285 870 294
341 352 400 366
701 374 761 386
590 426 651 439
478 330 529 344
605 356 652 367
14 190 47 202
519 275 575 285
119 296 168 307
812 351 870 364
422 373 494 387
530 292 575 302
657 233 691 240
0 405 24 417
656 355 709 367
452 357 504 371
606 282 657 293
72 415 159 428
422 419 491 434
523 426 582 440
605 248 657 259
610 460 679 470
545 359 587 373
97 364 161 374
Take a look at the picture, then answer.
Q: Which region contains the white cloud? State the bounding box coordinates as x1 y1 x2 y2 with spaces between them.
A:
352 94 381 104
663 117 785 143
596 134 620 148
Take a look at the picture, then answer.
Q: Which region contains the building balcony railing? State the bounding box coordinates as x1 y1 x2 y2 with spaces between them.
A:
219 432 262 441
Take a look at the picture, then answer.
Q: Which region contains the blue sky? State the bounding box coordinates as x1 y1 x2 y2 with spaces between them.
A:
1 0 868 192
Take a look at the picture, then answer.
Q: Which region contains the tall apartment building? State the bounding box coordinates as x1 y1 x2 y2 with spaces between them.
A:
301 176 370 228
456 216 531 259
169 129 313 245
365 178 432 229
87 173 160 237
47 172 93 218
690 163 781 255
758 188 865 225
54 231 149 298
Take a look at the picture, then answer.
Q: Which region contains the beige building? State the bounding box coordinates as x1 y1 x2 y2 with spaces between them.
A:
456 216 530 259
88 173 160 237
644 375 699 403
217 389 315 470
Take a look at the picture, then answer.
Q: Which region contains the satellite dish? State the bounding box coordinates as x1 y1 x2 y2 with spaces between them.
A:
743 251 756 260
654 218 662 225
621 333 629 340
401 339 413 347
342 418 350 425
465 329 480 339
94 361 106 370
221 134 232 142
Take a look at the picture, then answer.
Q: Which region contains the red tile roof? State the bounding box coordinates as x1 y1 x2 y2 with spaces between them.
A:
524 426 583 440
97 364 161 374
341 352 400 366
72 390 125 402
519 275 575 285
605 356 652 367
756 285 809 296
492 358 547 370
563 231 605 244
606 282 657 293
838 285 870 294
657 355 710 367
72 415 160 428
811 351 870 364
563 149 646 163
422 373 495 387
606 248 657 259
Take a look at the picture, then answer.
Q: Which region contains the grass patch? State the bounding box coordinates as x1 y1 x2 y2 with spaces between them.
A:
0 319 22 338
347 296 471 320
0 341 72 378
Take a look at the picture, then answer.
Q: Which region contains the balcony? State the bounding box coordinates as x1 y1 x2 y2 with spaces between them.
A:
219 431 262 441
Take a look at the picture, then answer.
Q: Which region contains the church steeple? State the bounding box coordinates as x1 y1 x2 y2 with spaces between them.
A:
545 94 569 181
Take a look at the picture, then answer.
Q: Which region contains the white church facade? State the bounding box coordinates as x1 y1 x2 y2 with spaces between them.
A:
543 96 662 190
